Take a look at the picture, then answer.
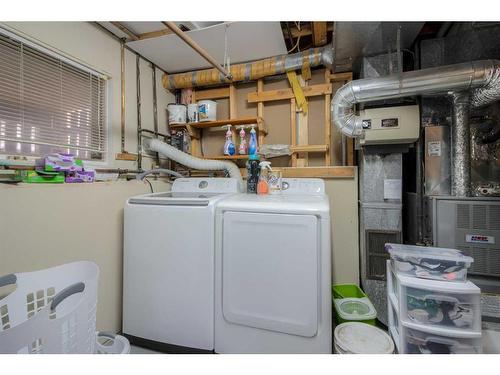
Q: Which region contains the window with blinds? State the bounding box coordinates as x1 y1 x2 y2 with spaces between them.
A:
0 32 107 161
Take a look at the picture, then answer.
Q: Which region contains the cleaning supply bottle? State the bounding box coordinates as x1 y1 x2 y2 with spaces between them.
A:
246 154 260 193
223 125 236 156
238 127 247 155
257 161 272 195
248 125 258 156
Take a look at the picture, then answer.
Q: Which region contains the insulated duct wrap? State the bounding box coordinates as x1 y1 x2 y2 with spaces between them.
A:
162 46 333 90
332 59 500 138
451 92 472 197
145 138 243 189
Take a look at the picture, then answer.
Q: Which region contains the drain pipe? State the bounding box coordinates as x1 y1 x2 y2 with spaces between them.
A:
144 138 244 190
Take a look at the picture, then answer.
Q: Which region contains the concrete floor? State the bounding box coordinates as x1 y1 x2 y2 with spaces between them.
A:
130 345 164 354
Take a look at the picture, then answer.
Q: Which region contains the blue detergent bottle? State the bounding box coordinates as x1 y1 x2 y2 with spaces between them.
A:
248 125 258 155
223 125 236 156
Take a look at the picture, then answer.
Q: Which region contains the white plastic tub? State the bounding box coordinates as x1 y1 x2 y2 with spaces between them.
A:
334 322 394 354
167 104 187 124
95 332 130 354
386 243 473 282
198 100 217 122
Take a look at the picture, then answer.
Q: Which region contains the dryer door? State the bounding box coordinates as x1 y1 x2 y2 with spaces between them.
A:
222 211 319 337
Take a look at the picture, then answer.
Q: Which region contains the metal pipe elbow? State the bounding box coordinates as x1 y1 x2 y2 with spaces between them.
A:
331 82 364 137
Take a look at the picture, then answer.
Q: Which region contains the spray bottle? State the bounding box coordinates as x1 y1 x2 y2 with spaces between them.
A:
257 161 272 195
248 125 258 156
238 127 248 155
223 125 236 156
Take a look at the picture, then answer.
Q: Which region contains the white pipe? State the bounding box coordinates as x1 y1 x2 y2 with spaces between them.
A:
145 138 244 189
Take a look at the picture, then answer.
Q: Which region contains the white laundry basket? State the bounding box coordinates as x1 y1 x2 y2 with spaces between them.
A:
0 261 99 354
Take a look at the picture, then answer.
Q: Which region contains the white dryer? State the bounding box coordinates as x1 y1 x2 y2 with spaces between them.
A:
214 178 332 353
123 178 240 353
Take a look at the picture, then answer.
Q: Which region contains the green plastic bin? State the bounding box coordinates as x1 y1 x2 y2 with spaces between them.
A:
332 284 377 326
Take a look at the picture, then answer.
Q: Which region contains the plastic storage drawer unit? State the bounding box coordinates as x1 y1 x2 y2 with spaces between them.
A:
386 243 473 282
402 324 482 354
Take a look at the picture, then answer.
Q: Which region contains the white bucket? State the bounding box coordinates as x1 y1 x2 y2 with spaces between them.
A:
187 103 199 123
334 322 395 354
167 104 187 124
198 100 217 122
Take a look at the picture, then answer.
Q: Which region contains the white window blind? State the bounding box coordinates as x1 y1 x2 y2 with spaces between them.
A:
0 32 107 161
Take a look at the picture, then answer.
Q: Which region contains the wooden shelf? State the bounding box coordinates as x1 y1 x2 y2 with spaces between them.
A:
170 117 263 130
291 145 328 153
202 155 249 160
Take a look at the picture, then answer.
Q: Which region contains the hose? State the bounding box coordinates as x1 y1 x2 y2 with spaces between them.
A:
144 138 244 190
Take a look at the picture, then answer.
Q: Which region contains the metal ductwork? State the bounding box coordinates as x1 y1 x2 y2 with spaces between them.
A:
331 59 500 138
162 46 334 90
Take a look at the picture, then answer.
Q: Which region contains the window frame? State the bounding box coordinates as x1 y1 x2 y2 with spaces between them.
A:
0 25 111 167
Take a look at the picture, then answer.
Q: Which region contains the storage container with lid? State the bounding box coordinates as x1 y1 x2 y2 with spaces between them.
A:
386 243 473 282
334 322 394 354
332 284 377 325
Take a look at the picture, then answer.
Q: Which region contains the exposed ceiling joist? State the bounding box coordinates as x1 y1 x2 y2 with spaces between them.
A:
110 21 139 41
312 22 328 46
137 28 174 41
290 23 334 39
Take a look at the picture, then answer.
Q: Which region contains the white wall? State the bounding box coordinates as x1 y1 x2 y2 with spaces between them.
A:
0 22 175 333
0 21 175 169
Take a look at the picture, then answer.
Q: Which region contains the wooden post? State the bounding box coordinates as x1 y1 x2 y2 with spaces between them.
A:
290 98 297 167
189 90 202 157
296 75 308 167
257 79 265 147
324 69 331 166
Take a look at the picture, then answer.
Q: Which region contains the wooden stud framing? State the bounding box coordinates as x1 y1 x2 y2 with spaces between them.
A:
312 22 328 46
195 87 230 101
137 28 174 40
189 90 202 157
257 80 265 147
290 98 297 167
324 69 332 166
296 75 309 167
110 22 139 41
247 83 331 103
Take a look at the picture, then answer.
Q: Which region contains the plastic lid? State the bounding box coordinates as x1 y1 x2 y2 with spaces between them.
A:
248 154 260 161
386 243 473 264
334 322 394 354
335 297 377 321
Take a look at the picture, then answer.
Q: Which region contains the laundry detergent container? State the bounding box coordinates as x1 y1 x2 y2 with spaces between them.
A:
333 284 377 325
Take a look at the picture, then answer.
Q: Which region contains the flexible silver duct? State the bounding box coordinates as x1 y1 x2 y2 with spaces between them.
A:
332 59 500 137
144 138 244 189
451 92 472 197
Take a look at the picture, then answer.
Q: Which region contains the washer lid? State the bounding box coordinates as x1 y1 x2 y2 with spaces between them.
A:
334 297 377 321
334 322 394 354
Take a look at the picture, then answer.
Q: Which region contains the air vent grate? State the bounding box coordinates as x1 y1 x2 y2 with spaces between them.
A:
489 206 500 230
473 205 487 230
366 230 401 281
456 204 470 229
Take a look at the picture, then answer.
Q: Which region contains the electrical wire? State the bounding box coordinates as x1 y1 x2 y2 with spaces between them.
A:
287 22 302 53
144 178 153 193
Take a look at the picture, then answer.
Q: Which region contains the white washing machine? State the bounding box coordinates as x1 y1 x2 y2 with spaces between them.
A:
122 178 240 353
214 178 332 353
